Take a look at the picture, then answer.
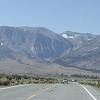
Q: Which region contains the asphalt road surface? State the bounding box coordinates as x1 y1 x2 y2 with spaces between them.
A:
0 82 100 100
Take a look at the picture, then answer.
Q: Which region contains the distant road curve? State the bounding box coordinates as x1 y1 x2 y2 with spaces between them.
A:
0 82 100 100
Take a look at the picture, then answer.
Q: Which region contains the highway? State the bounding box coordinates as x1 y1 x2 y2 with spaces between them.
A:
0 82 100 100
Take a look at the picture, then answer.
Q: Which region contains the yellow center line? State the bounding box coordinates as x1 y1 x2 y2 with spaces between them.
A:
26 93 37 100
25 88 49 100
26 84 59 100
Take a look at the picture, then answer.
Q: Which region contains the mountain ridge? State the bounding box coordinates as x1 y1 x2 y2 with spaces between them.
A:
0 26 100 76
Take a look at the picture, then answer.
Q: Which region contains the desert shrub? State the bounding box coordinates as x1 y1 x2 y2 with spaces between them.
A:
80 80 100 88
0 77 10 86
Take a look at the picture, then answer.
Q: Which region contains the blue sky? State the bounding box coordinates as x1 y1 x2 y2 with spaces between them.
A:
0 0 100 34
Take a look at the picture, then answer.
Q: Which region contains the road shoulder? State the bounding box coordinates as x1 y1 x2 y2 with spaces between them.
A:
81 85 100 100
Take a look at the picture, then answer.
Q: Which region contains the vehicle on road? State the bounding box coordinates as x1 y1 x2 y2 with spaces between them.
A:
62 79 68 84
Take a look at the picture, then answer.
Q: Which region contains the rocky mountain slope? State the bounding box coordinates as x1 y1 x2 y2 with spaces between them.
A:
0 26 100 75
56 32 100 71
0 26 73 59
60 31 95 49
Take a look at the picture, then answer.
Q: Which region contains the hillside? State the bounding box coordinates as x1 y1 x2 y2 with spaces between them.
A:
0 26 100 76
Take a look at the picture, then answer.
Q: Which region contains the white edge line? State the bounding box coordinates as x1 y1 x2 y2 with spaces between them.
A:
81 85 97 100
0 84 32 90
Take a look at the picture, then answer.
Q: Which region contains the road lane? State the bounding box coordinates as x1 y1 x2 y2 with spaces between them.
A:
0 82 100 100
31 82 92 100
0 84 55 100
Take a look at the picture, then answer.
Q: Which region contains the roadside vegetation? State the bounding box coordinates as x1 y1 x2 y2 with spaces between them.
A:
80 79 100 88
0 74 59 86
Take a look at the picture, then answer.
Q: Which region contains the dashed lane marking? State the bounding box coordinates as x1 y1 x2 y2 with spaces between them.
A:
26 84 59 100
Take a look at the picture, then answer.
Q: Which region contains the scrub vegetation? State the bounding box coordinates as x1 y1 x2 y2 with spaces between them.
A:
80 79 100 88
0 74 59 86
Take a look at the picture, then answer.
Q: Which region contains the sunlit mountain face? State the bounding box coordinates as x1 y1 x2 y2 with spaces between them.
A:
0 26 100 75
0 26 73 59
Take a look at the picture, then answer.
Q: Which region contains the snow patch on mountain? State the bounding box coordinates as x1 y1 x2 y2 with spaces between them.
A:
62 34 75 39
87 47 99 52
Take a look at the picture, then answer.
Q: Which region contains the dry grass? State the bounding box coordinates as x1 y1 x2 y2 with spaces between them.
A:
0 74 59 86
80 80 100 88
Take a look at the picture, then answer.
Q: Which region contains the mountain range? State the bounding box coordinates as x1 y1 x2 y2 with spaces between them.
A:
0 26 100 76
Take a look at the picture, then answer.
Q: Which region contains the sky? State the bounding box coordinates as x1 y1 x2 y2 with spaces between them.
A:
0 0 100 34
